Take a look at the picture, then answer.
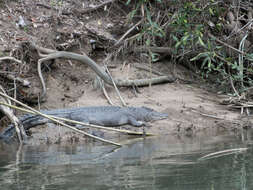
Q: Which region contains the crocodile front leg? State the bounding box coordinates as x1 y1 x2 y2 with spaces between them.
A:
128 116 145 127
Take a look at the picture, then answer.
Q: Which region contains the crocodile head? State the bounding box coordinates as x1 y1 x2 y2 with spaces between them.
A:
138 106 168 122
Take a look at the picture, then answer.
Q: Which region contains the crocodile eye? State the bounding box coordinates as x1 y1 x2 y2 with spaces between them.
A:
145 113 151 120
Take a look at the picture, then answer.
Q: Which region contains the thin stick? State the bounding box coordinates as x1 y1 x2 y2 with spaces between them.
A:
192 110 226 120
101 84 114 105
226 19 253 40
13 78 16 106
230 76 240 97
0 87 24 143
229 76 244 114
0 92 121 146
105 66 126 106
0 56 22 64
208 33 246 55
0 102 155 136
190 109 240 124
97 76 114 105
80 0 116 14
134 64 164 76
0 57 31 86
114 20 142 46
5 74 31 87
198 148 247 161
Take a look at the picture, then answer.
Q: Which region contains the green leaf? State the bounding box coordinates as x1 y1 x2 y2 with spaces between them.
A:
182 35 189 45
231 63 238 69
198 36 206 47
145 5 152 24
202 57 210 69
190 52 209 61
146 39 151 46
207 58 212 69
172 35 179 42
215 45 223 49
175 41 181 49
126 0 131 5
151 52 160 62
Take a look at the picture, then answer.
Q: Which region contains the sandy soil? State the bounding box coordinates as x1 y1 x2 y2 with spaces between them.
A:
25 60 248 145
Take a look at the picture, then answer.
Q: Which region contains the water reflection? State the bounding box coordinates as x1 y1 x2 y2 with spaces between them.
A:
0 130 252 190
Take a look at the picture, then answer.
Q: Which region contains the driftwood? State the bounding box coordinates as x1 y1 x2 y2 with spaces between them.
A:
31 43 176 101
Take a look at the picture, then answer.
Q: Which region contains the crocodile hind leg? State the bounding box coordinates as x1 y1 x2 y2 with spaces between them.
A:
72 119 90 129
73 119 105 137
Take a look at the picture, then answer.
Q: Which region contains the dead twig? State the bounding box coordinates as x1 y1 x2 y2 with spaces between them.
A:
134 46 173 55
0 56 31 86
96 76 114 105
198 148 247 161
5 74 31 87
134 64 165 76
105 66 126 107
0 86 26 143
36 3 56 10
226 18 253 40
79 0 117 14
0 56 22 64
229 76 240 97
190 109 240 124
208 33 246 55
114 20 142 46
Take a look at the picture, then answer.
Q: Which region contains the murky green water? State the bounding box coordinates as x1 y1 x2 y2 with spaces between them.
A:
0 130 252 190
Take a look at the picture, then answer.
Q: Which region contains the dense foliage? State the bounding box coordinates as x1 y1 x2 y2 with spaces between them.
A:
126 0 253 94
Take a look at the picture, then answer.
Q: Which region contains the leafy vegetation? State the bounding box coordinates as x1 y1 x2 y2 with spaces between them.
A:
125 0 253 94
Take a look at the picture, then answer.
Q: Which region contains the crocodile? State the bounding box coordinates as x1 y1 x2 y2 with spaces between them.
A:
0 106 168 141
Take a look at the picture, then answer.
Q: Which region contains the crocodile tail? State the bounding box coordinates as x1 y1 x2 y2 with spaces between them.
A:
0 124 17 142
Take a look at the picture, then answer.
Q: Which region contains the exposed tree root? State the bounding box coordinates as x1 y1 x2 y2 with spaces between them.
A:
30 43 176 102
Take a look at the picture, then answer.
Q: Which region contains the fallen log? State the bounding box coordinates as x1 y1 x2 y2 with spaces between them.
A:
31 43 176 102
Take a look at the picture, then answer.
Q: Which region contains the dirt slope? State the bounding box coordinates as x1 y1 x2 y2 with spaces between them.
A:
24 60 246 145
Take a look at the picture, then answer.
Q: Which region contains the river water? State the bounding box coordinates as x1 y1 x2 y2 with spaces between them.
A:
0 130 252 190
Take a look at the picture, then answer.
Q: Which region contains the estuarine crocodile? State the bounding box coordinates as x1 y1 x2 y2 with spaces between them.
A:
0 106 168 141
